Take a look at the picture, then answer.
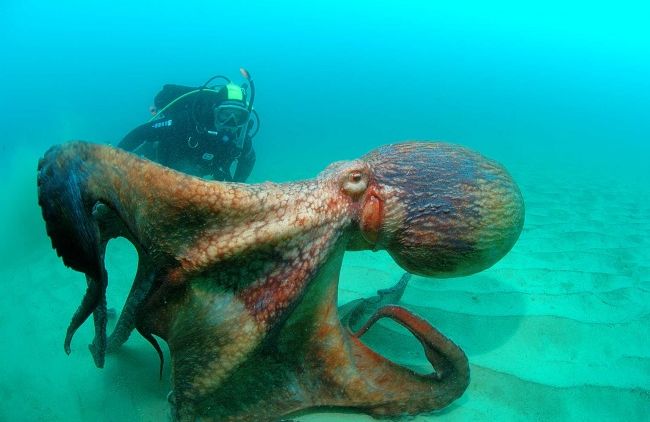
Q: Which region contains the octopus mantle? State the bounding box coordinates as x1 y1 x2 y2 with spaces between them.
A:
37 141 524 421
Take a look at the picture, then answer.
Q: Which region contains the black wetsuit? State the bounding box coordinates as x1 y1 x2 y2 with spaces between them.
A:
118 85 256 182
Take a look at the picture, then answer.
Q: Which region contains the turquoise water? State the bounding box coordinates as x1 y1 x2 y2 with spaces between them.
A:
1 1 649 421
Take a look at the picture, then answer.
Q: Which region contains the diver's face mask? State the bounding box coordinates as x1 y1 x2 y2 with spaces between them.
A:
214 102 250 149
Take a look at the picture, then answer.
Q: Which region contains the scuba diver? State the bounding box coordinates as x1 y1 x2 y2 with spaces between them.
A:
118 68 259 182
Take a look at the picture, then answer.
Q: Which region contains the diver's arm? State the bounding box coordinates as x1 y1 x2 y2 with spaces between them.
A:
232 138 256 182
118 118 182 160
117 122 158 151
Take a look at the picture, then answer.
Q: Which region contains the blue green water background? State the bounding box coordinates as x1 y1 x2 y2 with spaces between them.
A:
1 1 649 421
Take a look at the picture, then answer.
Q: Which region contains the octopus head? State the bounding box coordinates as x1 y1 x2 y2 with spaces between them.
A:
347 141 525 278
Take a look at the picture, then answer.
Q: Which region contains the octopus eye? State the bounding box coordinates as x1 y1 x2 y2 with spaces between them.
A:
341 170 368 197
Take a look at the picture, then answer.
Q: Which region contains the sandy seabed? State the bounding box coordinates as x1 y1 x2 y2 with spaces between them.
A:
1 149 648 421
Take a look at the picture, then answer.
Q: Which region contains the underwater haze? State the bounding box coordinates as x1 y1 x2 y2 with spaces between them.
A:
1 1 649 421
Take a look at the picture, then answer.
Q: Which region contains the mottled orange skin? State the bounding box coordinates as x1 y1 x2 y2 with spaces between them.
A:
38 141 524 421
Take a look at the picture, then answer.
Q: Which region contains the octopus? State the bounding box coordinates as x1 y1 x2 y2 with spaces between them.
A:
37 140 524 421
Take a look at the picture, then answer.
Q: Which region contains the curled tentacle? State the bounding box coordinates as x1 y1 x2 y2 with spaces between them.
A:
38 148 109 364
353 304 469 386
336 303 469 417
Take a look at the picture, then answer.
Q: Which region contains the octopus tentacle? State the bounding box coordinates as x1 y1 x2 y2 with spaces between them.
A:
293 272 467 419
340 272 411 332
136 325 165 379
63 271 106 358
106 264 155 353
353 304 469 393
87 270 109 368
341 310 469 417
